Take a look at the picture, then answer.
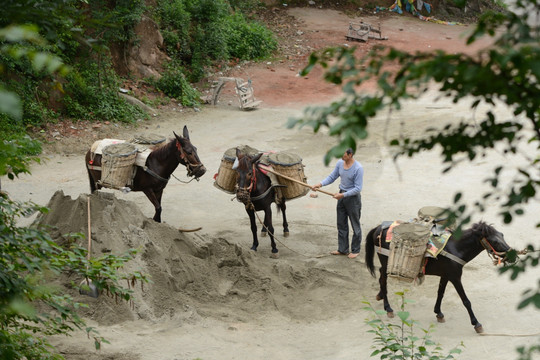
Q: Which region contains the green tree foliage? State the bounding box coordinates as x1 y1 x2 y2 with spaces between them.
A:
0 24 69 139
0 0 149 140
289 1 539 357
0 193 149 360
85 0 147 43
0 23 150 360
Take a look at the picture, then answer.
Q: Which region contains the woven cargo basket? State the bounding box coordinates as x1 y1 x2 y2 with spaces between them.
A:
417 206 455 230
214 145 259 194
100 143 138 189
387 222 430 282
129 133 166 145
267 151 309 200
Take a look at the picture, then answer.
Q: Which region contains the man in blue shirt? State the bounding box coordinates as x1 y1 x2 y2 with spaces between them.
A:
312 148 364 259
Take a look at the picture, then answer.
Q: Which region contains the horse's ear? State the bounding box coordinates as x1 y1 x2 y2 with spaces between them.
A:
183 125 190 140
252 153 263 163
174 131 186 147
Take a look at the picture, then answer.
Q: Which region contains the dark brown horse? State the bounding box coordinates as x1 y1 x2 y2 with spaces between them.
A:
365 221 512 333
234 149 288 255
85 126 206 222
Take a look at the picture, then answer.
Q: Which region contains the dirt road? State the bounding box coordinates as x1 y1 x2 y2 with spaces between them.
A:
3 7 539 360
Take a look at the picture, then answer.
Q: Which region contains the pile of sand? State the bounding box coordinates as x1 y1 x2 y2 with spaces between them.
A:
35 191 354 327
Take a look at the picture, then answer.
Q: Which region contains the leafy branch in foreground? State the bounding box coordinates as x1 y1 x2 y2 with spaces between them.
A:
0 193 150 360
0 24 69 122
289 3 539 358
287 0 539 317
288 3 539 229
364 291 464 359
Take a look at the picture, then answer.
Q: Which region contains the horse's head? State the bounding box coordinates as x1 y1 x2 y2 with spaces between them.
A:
234 148 263 204
174 126 206 179
474 222 512 264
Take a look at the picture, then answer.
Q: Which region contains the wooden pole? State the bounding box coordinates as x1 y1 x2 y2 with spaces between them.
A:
258 164 335 197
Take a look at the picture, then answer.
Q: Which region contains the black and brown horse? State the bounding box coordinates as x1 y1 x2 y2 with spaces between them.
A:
85 126 206 222
365 221 512 333
234 149 288 256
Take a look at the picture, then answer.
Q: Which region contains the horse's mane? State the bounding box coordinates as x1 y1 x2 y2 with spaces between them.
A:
149 138 175 160
461 221 496 239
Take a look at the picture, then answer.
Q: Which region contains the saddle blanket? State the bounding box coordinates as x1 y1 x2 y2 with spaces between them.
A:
382 220 452 258
90 139 151 167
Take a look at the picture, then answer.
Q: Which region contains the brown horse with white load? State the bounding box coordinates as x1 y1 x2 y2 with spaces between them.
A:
85 126 205 222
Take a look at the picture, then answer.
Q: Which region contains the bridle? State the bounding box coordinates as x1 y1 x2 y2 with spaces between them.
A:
236 163 272 206
480 236 509 265
236 163 257 205
176 141 204 179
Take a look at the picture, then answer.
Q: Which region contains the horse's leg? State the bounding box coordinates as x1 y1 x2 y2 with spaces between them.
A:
280 201 289 237
451 278 483 333
263 207 278 254
246 208 259 251
376 255 394 317
143 189 162 223
155 190 163 222
434 277 448 323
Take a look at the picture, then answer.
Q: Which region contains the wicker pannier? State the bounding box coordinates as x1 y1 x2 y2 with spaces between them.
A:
214 145 259 194
99 143 138 189
129 133 166 145
387 222 430 282
267 152 309 200
417 206 455 230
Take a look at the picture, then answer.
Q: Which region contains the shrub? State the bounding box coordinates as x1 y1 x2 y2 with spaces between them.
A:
62 60 147 123
225 13 278 60
364 291 464 359
155 63 200 107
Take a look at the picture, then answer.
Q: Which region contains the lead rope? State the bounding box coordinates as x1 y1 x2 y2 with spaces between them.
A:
249 203 311 258
174 141 202 184
239 194 310 258
244 165 310 258
171 173 197 184
479 331 540 337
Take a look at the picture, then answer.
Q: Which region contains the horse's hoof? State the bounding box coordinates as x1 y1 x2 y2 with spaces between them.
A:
269 253 279 259
387 312 394 318
261 231 267 237
376 295 383 301
474 324 484 334
250 247 258 251
283 231 289 237
436 315 445 323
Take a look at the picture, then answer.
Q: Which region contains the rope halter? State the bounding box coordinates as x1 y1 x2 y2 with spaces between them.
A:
176 141 205 179
480 237 509 265
236 163 257 206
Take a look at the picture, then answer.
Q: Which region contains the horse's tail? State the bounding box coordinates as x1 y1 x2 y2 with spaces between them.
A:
85 150 97 193
365 226 378 277
276 195 286 214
